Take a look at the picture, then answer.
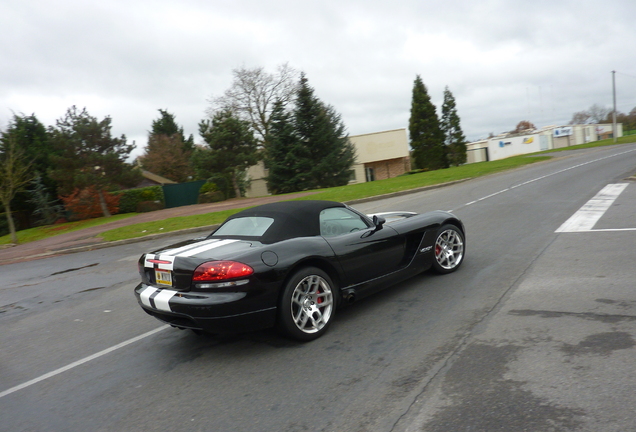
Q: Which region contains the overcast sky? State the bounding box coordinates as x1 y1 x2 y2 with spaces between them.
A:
2 0 636 159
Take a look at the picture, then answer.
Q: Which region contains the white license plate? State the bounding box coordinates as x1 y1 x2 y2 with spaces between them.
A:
155 270 172 286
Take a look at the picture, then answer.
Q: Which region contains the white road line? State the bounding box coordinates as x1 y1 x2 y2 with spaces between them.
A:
0 325 169 400
459 147 636 210
556 183 629 232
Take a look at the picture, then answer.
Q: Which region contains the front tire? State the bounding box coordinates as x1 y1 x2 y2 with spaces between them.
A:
277 267 335 341
432 224 465 274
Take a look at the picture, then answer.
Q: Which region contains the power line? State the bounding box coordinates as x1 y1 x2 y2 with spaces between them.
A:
615 71 636 80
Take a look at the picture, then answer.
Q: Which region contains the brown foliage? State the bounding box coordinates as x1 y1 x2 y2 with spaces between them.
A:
139 134 193 183
513 120 536 133
60 186 119 220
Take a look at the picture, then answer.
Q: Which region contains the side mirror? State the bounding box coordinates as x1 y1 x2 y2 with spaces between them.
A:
372 215 386 230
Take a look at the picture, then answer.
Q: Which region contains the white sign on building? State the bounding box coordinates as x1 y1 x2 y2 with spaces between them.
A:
553 127 573 137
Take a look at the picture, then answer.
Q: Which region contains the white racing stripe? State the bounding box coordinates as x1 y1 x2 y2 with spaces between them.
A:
161 238 221 256
139 286 177 312
145 239 240 265
176 239 239 257
139 286 157 308
153 289 177 312
556 183 629 232
144 254 175 270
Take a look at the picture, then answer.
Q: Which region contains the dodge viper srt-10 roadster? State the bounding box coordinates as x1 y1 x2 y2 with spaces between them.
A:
135 200 465 341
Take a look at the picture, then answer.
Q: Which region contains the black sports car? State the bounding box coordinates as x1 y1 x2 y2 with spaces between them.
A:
135 200 465 341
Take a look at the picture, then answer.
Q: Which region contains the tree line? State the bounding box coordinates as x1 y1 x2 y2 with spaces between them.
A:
1 65 469 243
569 103 636 130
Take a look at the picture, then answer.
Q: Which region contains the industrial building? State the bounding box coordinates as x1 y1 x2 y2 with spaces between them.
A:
348 128 411 183
466 123 622 163
244 128 412 196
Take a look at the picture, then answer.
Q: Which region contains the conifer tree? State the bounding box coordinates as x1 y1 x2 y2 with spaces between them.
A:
293 74 355 189
409 76 446 170
198 109 258 198
141 109 195 182
441 86 467 166
150 109 194 152
27 173 64 225
48 106 141 217
0 136 33 242
0 113 58 220
266 100 311 193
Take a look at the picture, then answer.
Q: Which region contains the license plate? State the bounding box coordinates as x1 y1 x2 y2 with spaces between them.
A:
155 270 172 286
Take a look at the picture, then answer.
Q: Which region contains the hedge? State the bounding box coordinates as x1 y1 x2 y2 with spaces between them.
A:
113 186 165 214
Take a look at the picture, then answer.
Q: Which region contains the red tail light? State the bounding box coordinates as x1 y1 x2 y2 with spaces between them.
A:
193 261 254 281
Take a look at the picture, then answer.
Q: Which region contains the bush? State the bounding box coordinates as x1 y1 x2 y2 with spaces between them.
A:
199 181 217 194
60 187 120 220
113 186 164 213
198 181 224 203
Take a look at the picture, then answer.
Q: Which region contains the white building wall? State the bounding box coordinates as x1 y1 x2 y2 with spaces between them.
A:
348 128 410 183
487 133 546 160
244 161 269 198
350 129 409 164
468 123 623 162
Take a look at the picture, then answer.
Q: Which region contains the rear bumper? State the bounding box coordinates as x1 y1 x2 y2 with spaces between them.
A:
134 283 277 333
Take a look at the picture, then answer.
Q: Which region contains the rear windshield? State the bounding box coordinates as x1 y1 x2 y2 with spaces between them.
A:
213 217 275 237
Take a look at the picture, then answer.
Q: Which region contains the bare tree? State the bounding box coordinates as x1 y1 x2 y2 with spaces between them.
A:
570 104 612 125
0 137 33 243
588 104 612 123
208 63 299 145
569 110 591 125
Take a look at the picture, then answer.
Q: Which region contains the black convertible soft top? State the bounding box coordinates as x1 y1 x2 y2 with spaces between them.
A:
211 200 347 244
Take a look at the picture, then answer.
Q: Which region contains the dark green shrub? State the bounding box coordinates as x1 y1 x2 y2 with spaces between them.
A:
114 186 164 213
199 181 218 194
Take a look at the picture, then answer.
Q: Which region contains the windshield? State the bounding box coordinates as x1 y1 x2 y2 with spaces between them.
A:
213 217 275 237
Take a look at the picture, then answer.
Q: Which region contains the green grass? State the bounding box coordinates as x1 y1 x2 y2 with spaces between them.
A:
100 154 550 241
303 154 552 202
0 213 135 245
540 135 636 153
99 209 242 242
5 136 635 246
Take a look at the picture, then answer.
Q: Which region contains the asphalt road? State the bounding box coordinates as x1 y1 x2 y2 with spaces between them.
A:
1 144 635 432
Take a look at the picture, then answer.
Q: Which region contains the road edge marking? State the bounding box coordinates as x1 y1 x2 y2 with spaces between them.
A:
0 325 169 399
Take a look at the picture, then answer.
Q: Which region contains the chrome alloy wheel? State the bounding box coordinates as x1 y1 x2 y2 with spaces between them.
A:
290 274 334 334
435 228 464 270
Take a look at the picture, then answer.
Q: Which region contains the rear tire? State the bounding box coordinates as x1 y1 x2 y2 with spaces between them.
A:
432 224 465 274
277 267 335 341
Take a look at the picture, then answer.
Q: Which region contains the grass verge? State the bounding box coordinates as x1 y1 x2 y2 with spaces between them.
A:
100 153 551 241
0 213 135 245
5 136 635 247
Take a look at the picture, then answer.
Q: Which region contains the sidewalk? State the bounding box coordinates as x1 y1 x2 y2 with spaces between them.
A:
0 192 318 265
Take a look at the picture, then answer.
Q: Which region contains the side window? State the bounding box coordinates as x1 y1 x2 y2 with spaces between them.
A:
213 217 274 236
320 207 371 237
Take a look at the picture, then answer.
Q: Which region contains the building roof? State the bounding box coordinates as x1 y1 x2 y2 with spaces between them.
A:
141 170 177 185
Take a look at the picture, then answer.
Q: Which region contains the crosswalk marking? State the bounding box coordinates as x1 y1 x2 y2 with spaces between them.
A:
556 183 631 233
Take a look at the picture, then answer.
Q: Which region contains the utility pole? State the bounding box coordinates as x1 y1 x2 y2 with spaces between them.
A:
612 70 617 143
